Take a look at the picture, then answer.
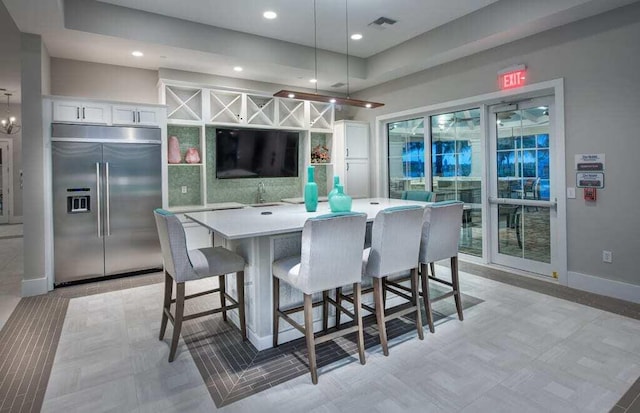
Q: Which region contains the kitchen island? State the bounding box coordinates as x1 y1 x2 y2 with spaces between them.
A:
186 197 429 350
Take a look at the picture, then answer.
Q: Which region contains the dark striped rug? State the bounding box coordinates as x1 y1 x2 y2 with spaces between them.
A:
0 296 69 413
182 287 483 407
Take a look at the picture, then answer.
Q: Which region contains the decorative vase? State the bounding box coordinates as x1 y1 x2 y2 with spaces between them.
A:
329 184 352 213
304 165 318 212
185 147 201 164
168 136 181 164
327 176 340 201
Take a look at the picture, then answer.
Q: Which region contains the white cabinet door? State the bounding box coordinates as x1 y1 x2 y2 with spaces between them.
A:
81 103 109 124
112 105 138 125
345 123 369 159
183 222 212 249
137 108 159 126
53 101 108 124
53 101 83 123
345 160 370 198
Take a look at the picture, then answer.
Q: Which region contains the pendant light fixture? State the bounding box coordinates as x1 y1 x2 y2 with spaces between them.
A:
273 0 383 109
0 92 21 135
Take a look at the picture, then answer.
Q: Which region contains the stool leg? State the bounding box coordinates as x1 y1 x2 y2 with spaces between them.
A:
382 276 388 304
451 257 464 321
237 271 247 340
159 271 172 341
220 274 227 322
169 282 185 362
335 287 342 329
272 276 280 348
373 277 389 356
353 282 366 365
322 291 329 332
304 293 318 384
430 262 436 279
421 263 435 334
411 267 424 340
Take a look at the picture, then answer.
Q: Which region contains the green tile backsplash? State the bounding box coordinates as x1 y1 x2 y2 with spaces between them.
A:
168 166 202 206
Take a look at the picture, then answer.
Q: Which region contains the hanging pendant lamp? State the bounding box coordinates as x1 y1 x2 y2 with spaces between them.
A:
0 93 21 135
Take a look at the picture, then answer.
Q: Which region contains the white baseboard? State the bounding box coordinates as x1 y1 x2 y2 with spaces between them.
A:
567 271 640 304
9 216 23 224
21 276 48 297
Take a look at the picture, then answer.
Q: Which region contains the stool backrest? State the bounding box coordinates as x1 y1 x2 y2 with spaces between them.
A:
401 190 434 202
299 212 367 294
153 209 197 282
419 201 464 263
365 205 425 278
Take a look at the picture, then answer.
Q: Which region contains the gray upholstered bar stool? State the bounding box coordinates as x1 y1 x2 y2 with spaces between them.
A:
340 205 425 357
272 212 367 384
418 201 464 333
154 209 247 362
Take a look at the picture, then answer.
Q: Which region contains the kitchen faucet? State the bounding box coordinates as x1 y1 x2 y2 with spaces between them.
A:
257 181 266 203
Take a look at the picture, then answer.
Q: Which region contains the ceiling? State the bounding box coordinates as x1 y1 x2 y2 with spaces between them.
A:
2 0 640 100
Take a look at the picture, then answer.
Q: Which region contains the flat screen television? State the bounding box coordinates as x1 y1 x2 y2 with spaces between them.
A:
216 128 300 179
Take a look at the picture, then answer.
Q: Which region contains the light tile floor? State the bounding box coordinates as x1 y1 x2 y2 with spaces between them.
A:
41 268 640 413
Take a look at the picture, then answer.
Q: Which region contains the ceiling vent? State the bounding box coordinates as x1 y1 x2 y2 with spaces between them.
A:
369 16 397 30
331 82 346 88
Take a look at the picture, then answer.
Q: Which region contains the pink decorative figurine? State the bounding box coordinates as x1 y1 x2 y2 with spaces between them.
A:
185 147 201 164
168 136 181 164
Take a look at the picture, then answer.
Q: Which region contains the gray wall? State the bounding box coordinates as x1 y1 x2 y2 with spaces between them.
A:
50 58 159 104
352 4 640 287
21 33 46 285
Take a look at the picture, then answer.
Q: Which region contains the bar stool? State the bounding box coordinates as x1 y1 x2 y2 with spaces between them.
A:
419 201 464 333
272 212 367 384
340 206 425 356
153 209 247 362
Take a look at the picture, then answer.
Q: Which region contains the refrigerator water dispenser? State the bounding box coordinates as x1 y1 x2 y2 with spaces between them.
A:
67 195 90 213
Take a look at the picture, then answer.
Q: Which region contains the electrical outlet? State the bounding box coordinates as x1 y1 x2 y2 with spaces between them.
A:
181 186 188 194
567 187 576 199
602 250 612 263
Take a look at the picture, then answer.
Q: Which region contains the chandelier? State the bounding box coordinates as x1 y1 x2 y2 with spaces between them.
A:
0 93 20 135
273 0 383 109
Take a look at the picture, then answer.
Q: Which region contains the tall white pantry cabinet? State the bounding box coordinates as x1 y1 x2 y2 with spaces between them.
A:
333 120 370 199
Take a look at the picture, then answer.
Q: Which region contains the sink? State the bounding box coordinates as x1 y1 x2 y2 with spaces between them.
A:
248 202 286 208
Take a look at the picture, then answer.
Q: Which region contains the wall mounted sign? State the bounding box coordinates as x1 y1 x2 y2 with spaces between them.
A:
576 172 604 188
498 64 527 90
575 153 605 171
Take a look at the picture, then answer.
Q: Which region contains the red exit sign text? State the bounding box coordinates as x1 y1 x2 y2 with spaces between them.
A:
499 69 526 90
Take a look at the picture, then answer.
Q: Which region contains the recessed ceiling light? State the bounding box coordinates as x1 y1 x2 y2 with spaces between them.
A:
263 11 277 19
233 66 243 72
288 93 295 98
365 103 372 108
131 51 144 57
309 78 317 83
351 33 363 40
329 98 336 103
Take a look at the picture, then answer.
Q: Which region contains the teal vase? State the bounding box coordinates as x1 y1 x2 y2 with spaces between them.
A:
327 176 340 201
329 184 352 212
304 165 318 212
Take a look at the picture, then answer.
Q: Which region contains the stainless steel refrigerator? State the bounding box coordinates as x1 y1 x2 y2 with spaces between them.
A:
52 123 162 285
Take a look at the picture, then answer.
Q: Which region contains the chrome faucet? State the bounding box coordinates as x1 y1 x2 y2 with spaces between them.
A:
257 181 266 203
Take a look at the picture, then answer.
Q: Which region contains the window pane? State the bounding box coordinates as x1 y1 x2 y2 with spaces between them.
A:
536 134 549 148
537 149 550 179
522 150 537 177
523 135 536 148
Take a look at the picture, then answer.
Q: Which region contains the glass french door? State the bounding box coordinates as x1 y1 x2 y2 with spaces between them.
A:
387 118 426 198
489 97 558 275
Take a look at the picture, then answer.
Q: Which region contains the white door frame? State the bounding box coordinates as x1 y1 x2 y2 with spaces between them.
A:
0 139 13 224
374 78 567 285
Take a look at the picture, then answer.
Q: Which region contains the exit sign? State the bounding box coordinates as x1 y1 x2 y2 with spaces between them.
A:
498 65 527 90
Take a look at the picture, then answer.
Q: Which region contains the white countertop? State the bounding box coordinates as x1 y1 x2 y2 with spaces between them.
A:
167 202 247 214
186 198 430 240
280 196 329 204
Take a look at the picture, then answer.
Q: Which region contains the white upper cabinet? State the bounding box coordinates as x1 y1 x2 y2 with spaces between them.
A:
53 100 109 124
112 105 160 126
344 122 369 159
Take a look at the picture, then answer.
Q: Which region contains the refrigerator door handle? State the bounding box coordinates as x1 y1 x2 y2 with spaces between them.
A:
105 162 111 236
96 162 102 238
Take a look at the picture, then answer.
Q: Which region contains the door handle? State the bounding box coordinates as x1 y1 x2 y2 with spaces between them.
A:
96 163 102 238
347 163 349 171
346 148 349 157
105 162 111 236
133 111 136 123
82 107 86 119
76 107 80 120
